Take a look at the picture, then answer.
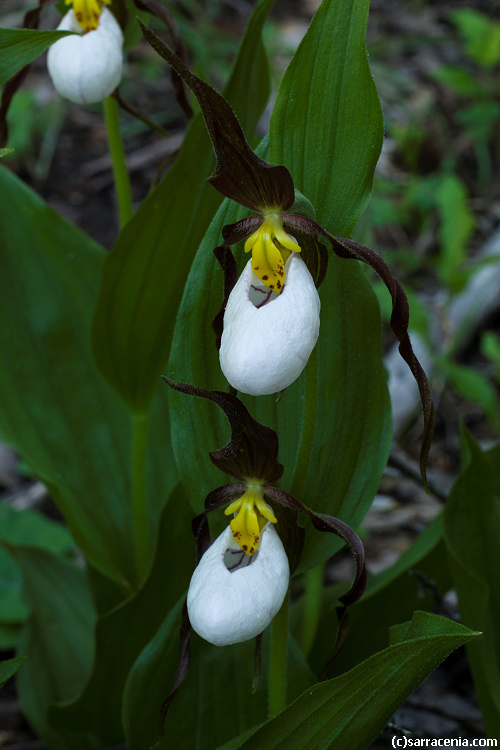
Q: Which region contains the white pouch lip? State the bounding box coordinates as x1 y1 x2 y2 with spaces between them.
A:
219 254 321 396
187 524 289 647
47 8 124 105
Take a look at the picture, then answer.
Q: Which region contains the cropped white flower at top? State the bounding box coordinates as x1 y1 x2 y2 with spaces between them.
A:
219 254 320 396
47 8 123 105
187 523 289 646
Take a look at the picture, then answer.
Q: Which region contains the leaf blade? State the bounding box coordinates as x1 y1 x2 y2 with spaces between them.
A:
0 167 136 586
269 0 383 235
220 612 479 750
0 655 26 689
0 28 75 87
10 547 97 749
444 429 500 736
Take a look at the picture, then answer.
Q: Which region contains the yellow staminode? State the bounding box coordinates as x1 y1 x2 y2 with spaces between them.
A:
224 485 277 556
66 0 110 32
244 214 301 294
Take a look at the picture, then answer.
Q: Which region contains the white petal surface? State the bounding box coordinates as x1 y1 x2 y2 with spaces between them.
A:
187 524 289 647
47 9 123 104
219 255 320 396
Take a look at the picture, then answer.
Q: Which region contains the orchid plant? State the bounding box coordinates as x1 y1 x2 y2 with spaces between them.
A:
0 0 492 748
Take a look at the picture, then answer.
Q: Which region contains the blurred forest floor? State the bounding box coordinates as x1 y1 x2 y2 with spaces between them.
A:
1 0 500 747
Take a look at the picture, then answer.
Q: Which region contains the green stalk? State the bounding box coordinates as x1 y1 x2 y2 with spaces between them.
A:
103 95 133 228
300 564 323 657
268 593 289 717
132 411 149 585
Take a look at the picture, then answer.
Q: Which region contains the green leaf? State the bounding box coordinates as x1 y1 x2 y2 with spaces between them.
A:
432 65 483 97
123 606 266 750
0 655 26 688
0 28 75 87
451 9 500 68
440 360 500 430
481 331 500 381
444 429 500 736
0 501 74 627
0 147 14 158
91 0 275 411
0 167 140 587
10 547 98 750
219 612 479 750
122 596 185 750
435 174 475 290
0 502 72 554
0 167 181 592
51 485 193 744
270 0 383 235
458 101 500 142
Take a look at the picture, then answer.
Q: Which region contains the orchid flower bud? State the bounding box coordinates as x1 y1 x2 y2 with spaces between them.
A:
219 254 320 396
47 7 123 105
187 523 289 647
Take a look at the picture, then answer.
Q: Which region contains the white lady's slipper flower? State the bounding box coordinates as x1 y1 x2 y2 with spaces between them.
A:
47 6 123 105
219 254 320 396
187 523 289 646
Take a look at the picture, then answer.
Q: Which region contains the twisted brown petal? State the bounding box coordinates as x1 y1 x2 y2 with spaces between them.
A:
263 486 366 608
264 485 367 675
283 213 435 491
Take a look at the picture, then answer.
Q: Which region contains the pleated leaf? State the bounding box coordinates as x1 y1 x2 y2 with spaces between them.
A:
270 0 383 236
0 166 183 590
0 168 140 587
123 619 314 750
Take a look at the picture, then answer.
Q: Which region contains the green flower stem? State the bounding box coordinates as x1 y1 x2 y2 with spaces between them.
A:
103 95 133 228
132 411 149 585
300 564 323 657
268 592 289 718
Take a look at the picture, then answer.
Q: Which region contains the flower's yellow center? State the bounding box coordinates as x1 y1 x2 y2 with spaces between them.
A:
244 214 301 294
66 0 110 32
224 485 277 556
